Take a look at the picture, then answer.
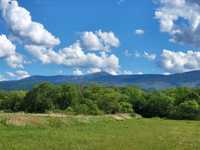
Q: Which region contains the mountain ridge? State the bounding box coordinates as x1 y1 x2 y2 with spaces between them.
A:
1 70 200 90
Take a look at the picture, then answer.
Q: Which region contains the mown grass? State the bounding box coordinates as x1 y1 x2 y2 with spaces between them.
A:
0 113 200 150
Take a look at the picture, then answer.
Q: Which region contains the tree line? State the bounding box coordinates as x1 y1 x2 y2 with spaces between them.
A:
0 82 200 120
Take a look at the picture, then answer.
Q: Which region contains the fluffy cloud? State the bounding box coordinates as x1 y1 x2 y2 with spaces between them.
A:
143 51 157 60
73 68 83 76
81 30 120 51
155 0 200 47
135 29 145 35
160 49 200 73
25 42 120 75
0 0 121 75
0 0 60 47
5 53 24 68
121 70 144 75
124 49 133 57
86 68 101 74
0 34 15 57
163 72 171 75
0 34 24 68
6 70 30 79
0 70 30 81
121 70 134 75
135 72 144 75
125 50 157 60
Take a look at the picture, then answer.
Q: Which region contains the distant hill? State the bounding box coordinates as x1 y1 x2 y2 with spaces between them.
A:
1 71 200 90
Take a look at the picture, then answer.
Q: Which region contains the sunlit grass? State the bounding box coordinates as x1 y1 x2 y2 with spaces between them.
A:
0 114 200 150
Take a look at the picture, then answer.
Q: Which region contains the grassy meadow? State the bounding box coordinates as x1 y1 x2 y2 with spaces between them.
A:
0 113 200 150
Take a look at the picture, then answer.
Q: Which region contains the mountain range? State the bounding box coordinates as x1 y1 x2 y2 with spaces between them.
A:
1 70 200 90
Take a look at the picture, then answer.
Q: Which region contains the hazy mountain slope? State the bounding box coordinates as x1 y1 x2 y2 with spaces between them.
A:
1 71 200 90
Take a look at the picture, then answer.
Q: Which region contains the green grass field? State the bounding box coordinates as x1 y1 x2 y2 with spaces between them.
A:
0 113 200 150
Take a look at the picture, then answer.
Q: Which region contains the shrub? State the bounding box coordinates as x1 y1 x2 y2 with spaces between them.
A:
23 83 57 113
133 92 174 118
0 91 26 112
176 100 200 119
119 102 133 113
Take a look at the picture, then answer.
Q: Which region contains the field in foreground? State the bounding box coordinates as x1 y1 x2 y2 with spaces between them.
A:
0 114 200 150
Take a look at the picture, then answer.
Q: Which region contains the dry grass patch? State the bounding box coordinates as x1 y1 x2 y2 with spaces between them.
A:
109 114 133 121
6 115 45 127
8 116 32 126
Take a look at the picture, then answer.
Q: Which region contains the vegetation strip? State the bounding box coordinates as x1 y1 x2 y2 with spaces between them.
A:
0 83 200 120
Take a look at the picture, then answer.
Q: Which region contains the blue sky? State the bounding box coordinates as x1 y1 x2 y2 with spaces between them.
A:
0 0 199 80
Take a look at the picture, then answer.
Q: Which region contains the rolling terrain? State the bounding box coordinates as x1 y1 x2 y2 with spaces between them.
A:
1 70 200 90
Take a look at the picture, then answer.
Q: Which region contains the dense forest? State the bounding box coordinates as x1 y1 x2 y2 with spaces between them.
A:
0 82 200 120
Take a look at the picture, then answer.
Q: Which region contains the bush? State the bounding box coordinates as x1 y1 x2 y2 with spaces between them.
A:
98 98 120 114
119 102 133 113
176 100 200 119
73 104 90 115
23 83 57 113
133 92 174 118
0 91 26 112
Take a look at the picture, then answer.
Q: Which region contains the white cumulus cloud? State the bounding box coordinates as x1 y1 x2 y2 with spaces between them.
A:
0 0 60 48
86 68 102 74
73 68 83 76
121 70 134 75
160 49 200 73
81 30 120 51
155 0 200 47
6 70 30 79
25 42 120 75
0 0 121 75
125 50 157 61
143 51 157 60
0 34 24 68
0 70 30 81
135 29 145 35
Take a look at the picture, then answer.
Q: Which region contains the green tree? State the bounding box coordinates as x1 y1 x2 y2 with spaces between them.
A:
24 83 57 113
97 90 122 114
0 91 26 112
176 100 200 119
134 92 174 118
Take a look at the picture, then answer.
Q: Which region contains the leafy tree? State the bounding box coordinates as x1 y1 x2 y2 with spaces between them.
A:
134 92 174 118
0 91 26 112
0 83 200 120
164 87 196 105
54 85 71 110
97 91 121 114
24 83 58 113
176 100 200 119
